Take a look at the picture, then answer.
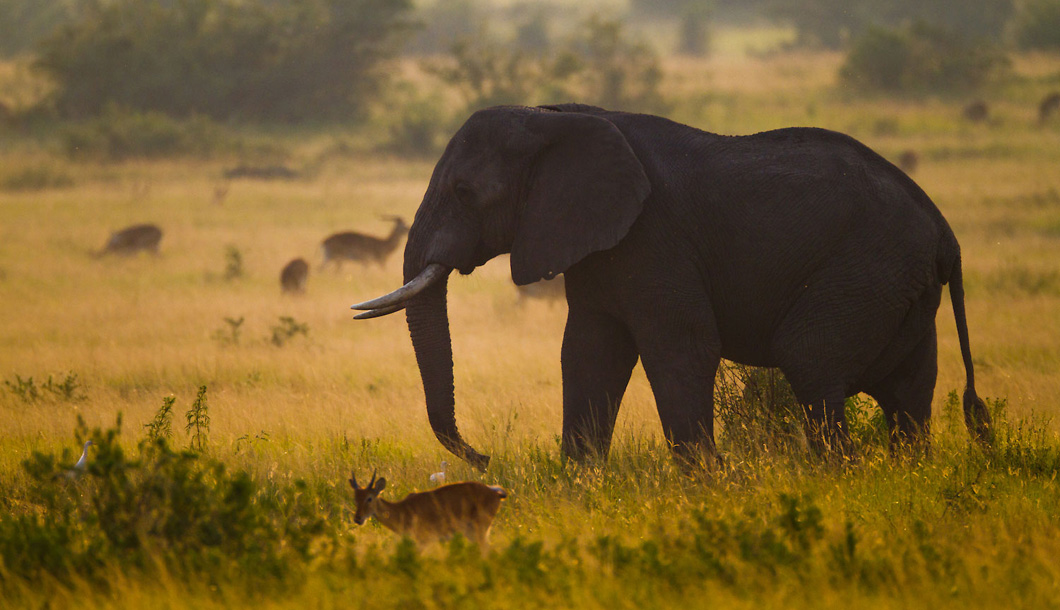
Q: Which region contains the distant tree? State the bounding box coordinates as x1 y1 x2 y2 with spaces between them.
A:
1012 0 1060 51
0 0 85 57
769 0 1015 49
427 15 668 114
840 23 1010 95
34 0 415 122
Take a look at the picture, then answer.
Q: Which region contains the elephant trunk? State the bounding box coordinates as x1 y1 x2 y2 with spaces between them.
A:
405 275 491 471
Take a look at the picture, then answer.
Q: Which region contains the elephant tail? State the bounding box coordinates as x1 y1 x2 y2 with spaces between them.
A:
948 257 993 444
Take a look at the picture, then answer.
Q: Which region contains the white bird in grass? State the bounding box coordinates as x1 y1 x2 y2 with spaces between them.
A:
63 440 93 480
429 460 448 484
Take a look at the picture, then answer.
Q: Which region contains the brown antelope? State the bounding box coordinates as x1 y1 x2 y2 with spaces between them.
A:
349 471 507 547
280 257 309 294
321 216 408 270
98 224 163 256
1040 92 1060 124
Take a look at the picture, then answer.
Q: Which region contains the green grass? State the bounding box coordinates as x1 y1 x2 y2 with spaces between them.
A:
2 49 1060 608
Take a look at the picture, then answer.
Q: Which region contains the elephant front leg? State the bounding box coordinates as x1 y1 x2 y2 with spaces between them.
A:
560 308 640 462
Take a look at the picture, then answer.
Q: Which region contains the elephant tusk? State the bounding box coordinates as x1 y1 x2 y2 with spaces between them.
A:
353 304 405 320
350 263 450 311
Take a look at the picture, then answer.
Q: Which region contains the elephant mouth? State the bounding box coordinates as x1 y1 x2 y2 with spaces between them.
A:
350 263 451 319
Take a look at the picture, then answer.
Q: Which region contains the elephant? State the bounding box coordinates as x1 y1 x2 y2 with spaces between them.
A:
352 104 992 470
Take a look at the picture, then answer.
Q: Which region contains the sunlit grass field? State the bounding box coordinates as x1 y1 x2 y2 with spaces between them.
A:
2 48 1060 608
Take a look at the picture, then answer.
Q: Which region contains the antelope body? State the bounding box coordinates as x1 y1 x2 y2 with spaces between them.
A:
99 224 163 256
350 472 506 547
1040 92 1060 124
280 258 309 294
321 217 408 269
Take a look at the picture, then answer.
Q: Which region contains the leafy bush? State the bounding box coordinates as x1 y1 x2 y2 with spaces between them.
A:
715 363 887 455
769 0 1015 49
424 15 668 118
60 107 232 160
35 0 414 122
0 0 86 57
2 415 328 588
381 85 456 157
840 23 1010 95
1012 0 1060 51
558 16 669 113
0 165 74 191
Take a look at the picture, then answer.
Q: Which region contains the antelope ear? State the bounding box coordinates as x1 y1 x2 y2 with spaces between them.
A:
374 477 387 491
510 111 650 286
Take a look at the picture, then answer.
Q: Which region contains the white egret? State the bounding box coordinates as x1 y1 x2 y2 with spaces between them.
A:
429 460 448 484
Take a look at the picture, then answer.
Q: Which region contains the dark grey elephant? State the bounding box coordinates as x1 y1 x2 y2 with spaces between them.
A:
353 104 992 470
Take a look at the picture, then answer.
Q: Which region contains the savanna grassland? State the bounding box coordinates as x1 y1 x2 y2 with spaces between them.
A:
3 39 1060 609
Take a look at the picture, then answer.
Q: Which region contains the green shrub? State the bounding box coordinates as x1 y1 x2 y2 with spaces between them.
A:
3 414 328 587
426 15 668 117
0 165 74 191
840 23 1010 95
769 0 1015 49
60 107 231 160
381 86 455 158
35 0 414 122
1012 0 1060 51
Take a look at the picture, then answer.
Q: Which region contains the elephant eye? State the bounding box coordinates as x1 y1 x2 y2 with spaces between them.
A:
453 182 476 205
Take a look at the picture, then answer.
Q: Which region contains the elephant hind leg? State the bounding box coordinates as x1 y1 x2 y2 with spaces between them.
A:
864 327 937 451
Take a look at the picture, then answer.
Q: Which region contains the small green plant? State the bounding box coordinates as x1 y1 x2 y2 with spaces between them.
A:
0 165 75 191
715 363 804 455
144 395 175 441
235 430 270 454
185 385 210 452
3 374 41 403
212 316 245 345
844 394 887 447
269 316 309 347
223 246 244 281
3 372 86 403
42 372 87 402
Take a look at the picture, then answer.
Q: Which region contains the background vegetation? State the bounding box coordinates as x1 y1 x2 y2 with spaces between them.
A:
2 0 1060 608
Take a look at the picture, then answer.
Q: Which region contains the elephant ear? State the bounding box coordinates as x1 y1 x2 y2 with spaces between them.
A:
510 111 651 286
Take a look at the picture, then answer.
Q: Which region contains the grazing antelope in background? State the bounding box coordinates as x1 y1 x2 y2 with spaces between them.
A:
1040 92 1060 124
97 223 163 257
321 216 408 270
962 100 989 122
280 257 309 294
349 471 507 547
897 149 919 174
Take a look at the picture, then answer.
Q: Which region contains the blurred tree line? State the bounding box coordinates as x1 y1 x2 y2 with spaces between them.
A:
31 0 414 121
2 0 1059 136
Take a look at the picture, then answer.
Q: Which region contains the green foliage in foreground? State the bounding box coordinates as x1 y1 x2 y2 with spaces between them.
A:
2 395 1060 608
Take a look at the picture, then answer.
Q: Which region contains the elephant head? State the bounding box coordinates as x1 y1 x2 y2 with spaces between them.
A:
352 106 651 470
